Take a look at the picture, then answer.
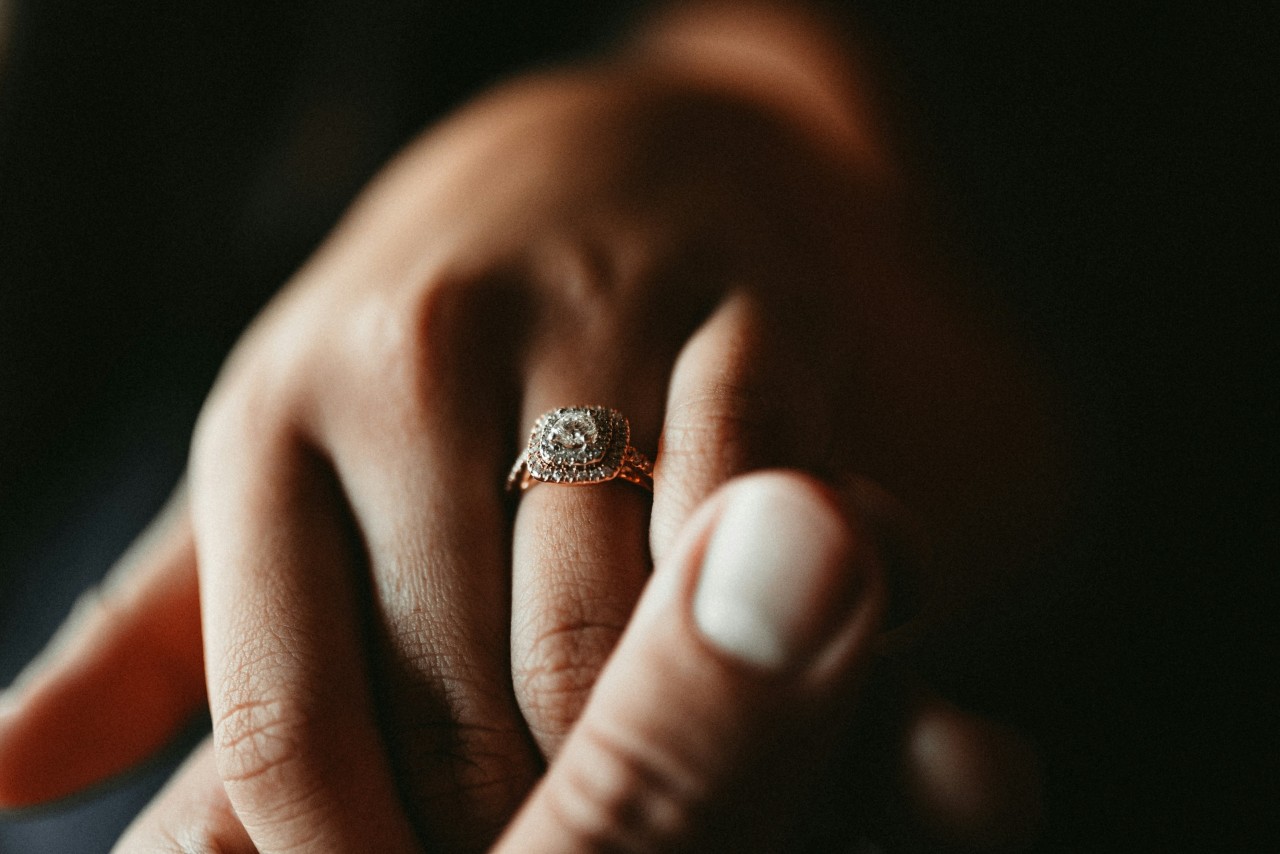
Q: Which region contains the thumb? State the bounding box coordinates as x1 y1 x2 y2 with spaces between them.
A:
495 470 887 853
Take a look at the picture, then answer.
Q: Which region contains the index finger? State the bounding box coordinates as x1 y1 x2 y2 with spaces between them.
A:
192 401 418 854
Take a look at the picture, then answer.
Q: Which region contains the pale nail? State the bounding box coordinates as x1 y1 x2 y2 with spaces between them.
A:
693 475 856 669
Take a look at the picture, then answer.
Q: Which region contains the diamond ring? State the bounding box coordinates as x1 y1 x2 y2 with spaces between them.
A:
506 406 654 493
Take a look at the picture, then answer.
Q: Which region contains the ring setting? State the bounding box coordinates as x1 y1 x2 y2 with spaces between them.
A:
507 406 654 492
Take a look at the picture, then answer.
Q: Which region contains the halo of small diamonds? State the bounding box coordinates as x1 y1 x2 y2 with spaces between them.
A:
526 406 629 485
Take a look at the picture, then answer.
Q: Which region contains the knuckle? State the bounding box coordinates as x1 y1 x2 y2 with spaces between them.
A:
212 696 313 792
351 284 437 384
191 299 318 459
191 372 290 476
548 717 702 849
343 272 498 422
513 616 625 746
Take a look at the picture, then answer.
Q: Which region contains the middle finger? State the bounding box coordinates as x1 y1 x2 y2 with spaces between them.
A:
318 279 541 851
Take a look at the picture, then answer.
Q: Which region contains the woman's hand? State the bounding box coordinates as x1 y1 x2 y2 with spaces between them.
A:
0 4 1063 850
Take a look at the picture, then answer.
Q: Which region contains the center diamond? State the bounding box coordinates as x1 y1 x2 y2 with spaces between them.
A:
548 412 599 451
527 406 627 483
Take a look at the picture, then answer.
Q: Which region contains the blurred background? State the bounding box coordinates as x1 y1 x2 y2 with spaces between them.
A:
0 2 1270 851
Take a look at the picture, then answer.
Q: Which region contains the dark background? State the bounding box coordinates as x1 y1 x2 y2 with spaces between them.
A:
0 2 1271 852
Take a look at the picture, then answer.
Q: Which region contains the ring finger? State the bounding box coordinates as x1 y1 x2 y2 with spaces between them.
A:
509 329 669 758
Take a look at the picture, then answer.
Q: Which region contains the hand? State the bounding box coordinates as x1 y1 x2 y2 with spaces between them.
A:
0 4 1062 851
110 473 1041 852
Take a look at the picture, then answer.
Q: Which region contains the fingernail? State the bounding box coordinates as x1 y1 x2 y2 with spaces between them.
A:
693 474 858 669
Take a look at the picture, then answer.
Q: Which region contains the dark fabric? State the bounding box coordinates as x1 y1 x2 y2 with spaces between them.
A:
0 3 1269 851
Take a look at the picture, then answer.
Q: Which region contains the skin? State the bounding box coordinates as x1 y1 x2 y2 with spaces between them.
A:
0 3 1062 850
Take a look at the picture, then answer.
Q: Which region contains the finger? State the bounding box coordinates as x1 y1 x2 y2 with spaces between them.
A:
650 291 825 564
317 279 542 852
894 684 1043 851
655 294 932 623
496 470 887 853
0 487 205 807
113 739 255 854
192 409 418 854
510 348 665 759
788 668 1044 854
834 473 931 628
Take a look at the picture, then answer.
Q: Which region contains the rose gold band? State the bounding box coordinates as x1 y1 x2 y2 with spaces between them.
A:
506 406 654 494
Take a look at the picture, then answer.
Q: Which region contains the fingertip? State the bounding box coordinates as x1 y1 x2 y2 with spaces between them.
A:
692 469 864 671
902 696 1043 851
